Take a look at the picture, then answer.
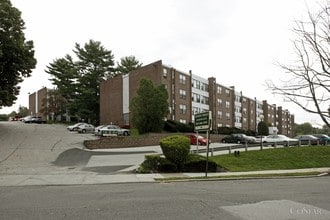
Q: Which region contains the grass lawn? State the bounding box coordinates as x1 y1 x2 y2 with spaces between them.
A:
210 146 330 172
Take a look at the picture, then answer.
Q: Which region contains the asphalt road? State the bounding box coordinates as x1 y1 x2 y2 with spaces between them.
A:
0 178 329 220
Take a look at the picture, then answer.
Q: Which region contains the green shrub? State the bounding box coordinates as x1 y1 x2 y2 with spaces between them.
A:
183 154 218 172
158 160 177 172
160 135 190 169
138 154 177 173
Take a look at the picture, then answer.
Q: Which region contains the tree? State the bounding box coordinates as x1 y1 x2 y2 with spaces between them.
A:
266 2 330 127
257 121 269 136
46 55 77 101
130 78 169 134
116 56 142 75
17 105 29 117
46 40 115 123
73 40 115 123
0 0 37 107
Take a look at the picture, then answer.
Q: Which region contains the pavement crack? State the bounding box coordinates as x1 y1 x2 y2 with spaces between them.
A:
51 139 62 151
0 136 26 164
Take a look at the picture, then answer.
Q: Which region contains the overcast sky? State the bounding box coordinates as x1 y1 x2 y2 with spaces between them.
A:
1 0 326 126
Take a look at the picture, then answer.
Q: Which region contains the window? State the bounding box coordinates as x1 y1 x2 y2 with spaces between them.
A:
201 96 209 104
196 80 200 89
179 74 186 84
179 89 186 99
217 86 222 94
192 107 199 115
225 101 230 108
201 82 208 91
179 104 186 114
203 83 209 92
192 93 200 103
226 113 230 120
217 111 222 119
180 119 186 124
242 107 247 115
192 79 200 89
225 89 230 97
217 98 222 106
163 68 167 77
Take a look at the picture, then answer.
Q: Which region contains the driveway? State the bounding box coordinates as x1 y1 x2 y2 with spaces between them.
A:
0 121 159 175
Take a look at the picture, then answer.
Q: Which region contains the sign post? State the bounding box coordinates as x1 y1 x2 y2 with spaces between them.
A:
194 111 212 177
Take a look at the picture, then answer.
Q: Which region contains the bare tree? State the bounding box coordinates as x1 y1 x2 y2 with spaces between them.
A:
267 2 330 127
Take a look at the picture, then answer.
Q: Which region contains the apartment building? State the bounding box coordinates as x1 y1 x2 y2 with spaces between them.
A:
99 60 295 136
28 87 54 121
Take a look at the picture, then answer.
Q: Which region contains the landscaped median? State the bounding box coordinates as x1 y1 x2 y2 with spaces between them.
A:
153 146 330 181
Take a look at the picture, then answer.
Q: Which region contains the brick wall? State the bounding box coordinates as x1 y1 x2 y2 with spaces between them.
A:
84 133 224 149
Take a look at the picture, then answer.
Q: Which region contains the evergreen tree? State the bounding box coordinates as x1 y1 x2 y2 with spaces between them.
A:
116 56 142 75
46 40 115 123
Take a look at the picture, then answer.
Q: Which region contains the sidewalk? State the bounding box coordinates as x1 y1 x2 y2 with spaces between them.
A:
0 167 328 187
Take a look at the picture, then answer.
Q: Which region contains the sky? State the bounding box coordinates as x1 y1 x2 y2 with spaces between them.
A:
1 0 326 127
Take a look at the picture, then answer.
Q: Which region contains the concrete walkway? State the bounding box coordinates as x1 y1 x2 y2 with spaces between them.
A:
0 167 329 187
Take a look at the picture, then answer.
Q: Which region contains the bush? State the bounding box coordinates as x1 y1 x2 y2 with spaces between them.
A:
137 153 219 173
160 135 190 169
183 154 218 172
138 154 177 173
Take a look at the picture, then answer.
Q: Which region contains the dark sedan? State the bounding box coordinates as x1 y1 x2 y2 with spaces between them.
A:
221 133 256 144
312 134 330 145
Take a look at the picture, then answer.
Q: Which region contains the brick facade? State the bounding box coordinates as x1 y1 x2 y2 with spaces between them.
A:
99 60 296 136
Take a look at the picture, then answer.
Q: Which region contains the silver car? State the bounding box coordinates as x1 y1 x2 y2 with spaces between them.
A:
264 134 298 147
100 125 130 136
77 124 95 133
93 125 107 136
67 123 88 131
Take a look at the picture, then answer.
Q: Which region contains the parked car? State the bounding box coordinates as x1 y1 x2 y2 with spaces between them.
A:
312 134 330 145
100 125 130 136
31 116 46 124
22 116 35 123
185 134 210 145
93 125 107 136
22 116 46 124
294 135 319 145
221 133 256 144
255 135 268 143
67 123 88 131
77 124 95 133
263 134 298 147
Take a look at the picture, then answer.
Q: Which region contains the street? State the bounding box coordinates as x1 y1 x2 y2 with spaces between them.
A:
0 178 330 220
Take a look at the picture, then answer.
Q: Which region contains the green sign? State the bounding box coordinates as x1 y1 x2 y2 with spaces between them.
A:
195 111 212 131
